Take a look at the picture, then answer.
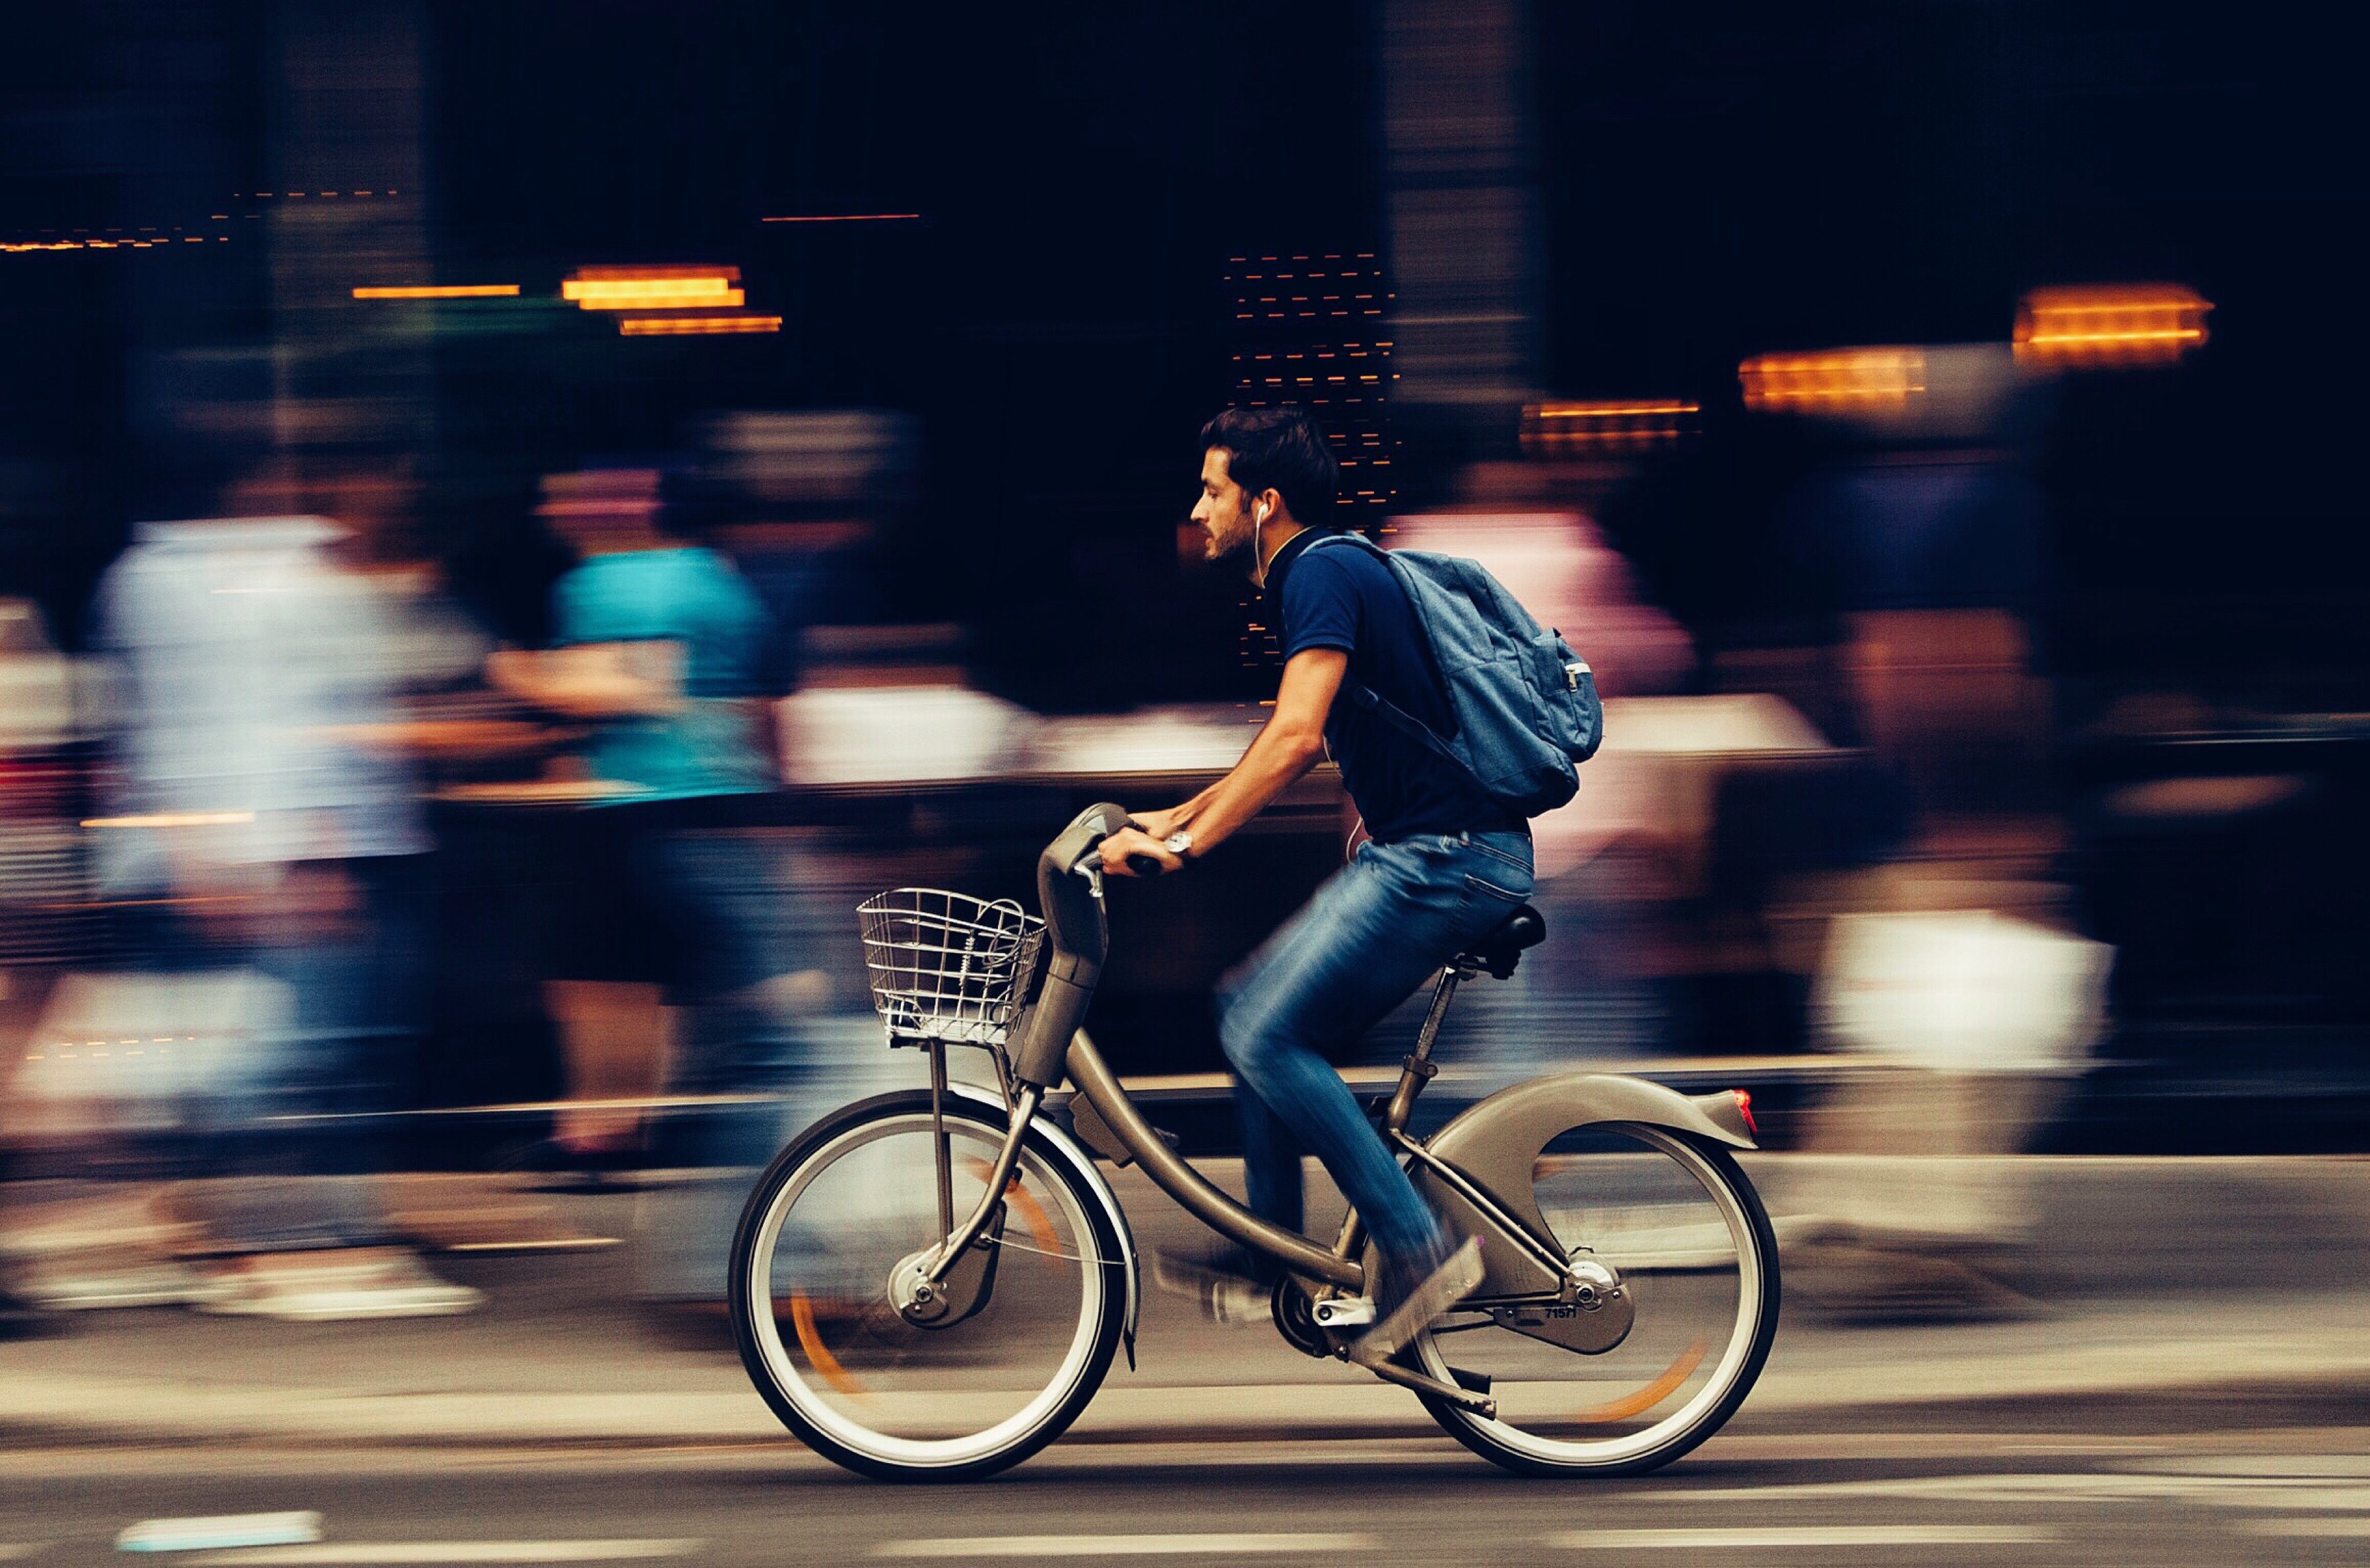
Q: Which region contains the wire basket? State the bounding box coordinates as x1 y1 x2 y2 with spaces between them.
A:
857 888 1045 1048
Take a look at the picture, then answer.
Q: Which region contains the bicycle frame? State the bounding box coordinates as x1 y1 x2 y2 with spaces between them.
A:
914 799 1547 1305
1061 968 1474 1292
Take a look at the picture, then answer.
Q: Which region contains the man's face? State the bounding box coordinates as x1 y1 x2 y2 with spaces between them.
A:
1191 447 1259 564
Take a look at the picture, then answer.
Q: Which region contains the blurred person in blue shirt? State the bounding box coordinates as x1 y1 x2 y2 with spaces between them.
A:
490 466 841 1317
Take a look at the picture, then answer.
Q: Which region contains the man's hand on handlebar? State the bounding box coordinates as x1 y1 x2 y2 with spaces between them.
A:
1100 823 1183 878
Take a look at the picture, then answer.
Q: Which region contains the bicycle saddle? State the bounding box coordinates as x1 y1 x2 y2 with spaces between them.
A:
1459 903 1547 979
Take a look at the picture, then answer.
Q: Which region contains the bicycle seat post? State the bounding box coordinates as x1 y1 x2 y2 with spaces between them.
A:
1381 963 1466 1137
1326 964 1469 1273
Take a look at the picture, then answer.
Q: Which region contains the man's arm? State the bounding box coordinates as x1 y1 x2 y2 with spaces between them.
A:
485 641 686 719
1102 647 1347 876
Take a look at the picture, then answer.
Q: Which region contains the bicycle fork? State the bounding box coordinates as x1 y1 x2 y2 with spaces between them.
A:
888 1043 1044 1325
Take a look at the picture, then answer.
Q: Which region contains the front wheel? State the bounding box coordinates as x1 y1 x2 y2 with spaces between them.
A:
1412 1125 1779 1476
729 1090 1128 1480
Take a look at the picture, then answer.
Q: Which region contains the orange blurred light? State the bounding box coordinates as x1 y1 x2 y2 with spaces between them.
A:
2015 283 2210 366
562 266 742 309
1522 399 1699 453
352 284 521 300
617 314 782 337
1740 347 1926 412
81 811 257 830
581 288 746 310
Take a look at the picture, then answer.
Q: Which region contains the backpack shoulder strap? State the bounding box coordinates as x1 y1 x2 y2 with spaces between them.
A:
1292 532 1481 783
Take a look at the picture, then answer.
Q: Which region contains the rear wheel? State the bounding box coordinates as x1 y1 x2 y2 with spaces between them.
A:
729 1091 1127 1480
1412 1125 1778 1476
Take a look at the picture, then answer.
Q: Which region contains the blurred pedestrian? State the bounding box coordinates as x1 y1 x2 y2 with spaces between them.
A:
490 466 838 1319
84 476 479 1319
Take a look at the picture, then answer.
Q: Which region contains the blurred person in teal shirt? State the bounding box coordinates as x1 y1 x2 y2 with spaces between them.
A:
543 543 777 799
493 467 842 1317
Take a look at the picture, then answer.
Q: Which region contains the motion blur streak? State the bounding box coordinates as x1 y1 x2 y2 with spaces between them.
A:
351 285 519 300
1740 348 1928 410
1522 400 1698 452
614 315 780 336
561 269 742 308
2015 284 2212 366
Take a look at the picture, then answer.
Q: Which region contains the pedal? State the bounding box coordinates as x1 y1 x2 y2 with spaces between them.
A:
1447 1365 1493 1395
1309 1295 1377 1329
1358 1354 1498 1417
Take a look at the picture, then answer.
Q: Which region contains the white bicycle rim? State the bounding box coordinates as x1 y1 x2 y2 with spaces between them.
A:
742 1111 1111 1472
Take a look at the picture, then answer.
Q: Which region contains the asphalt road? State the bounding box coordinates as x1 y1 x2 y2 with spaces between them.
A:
9 1412 2370 1567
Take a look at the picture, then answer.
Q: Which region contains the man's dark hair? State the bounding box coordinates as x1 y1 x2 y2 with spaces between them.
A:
1199 405 1341 527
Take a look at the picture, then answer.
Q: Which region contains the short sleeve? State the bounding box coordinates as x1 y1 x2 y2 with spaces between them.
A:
1280 548 1361 658
549 568 599 647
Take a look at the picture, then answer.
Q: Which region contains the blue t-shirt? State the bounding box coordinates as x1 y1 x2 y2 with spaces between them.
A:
551 546 775 800
1267 529 1513 842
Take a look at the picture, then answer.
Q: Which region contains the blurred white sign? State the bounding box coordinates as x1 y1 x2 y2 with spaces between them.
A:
1816 911 2113 1073
777 685 1036 785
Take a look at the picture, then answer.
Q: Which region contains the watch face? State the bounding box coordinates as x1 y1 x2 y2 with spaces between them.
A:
1164 832 1193 855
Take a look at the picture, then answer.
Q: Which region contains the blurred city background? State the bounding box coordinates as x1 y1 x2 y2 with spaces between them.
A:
3 1 2369 1555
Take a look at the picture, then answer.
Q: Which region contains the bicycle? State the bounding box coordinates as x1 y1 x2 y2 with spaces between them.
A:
729 802 1779 1480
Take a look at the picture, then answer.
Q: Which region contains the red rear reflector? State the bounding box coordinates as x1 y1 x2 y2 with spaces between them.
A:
1731 1090 1758 1134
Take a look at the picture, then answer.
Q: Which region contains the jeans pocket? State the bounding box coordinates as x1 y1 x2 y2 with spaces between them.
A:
1463 870 1529 905
1466 837 1533 876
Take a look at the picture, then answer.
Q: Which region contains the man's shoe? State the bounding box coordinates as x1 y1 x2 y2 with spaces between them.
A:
1150 1251 1274 1328
1348 1235 1483 1367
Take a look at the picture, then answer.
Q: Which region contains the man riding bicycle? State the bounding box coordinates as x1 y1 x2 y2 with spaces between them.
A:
1098 406 1534 1363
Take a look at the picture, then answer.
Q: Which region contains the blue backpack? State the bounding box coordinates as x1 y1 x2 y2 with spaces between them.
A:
1303 532 1603 818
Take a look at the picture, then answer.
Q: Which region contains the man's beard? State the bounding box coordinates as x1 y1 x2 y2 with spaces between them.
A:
1209 512 1255 566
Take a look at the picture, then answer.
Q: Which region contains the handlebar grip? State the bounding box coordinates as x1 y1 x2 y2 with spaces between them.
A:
1125 853 1165 878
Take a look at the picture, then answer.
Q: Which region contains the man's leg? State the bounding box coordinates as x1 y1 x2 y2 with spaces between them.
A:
1233 1090 1305 1253
1218 836 1529 1264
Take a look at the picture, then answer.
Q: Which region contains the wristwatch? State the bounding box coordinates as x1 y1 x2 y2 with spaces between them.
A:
1163 830 1195 861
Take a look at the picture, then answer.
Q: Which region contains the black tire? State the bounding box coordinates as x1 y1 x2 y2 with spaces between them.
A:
728 1090 1127 1482
1416 1129 1781 1477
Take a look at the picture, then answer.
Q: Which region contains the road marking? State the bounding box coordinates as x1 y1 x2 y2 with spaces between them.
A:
2135 1455 2370 1478
872 1535 1373 1559
1679 1472 2339 1505
3 1548 47 1561
183 1544 702 1565
2245 1519 2370 1537
1550 1526 2060 1550
2204 1487 2370 1511
119 1514 325 1553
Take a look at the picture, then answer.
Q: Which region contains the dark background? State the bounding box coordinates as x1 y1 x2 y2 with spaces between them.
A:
3 0 2363 700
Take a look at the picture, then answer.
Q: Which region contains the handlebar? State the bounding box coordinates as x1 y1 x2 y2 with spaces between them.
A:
1070 836 1168 881
1014 802 1136 1087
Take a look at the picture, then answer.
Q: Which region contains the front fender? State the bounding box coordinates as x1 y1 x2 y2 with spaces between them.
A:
945 1084 1143 1369
1413 1073 1756 1299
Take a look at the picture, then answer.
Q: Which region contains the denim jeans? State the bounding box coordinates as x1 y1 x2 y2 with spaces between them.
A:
1217 829 1534 1266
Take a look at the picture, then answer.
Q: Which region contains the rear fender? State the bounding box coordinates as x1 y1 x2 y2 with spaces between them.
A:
1412 1073 1756 1299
